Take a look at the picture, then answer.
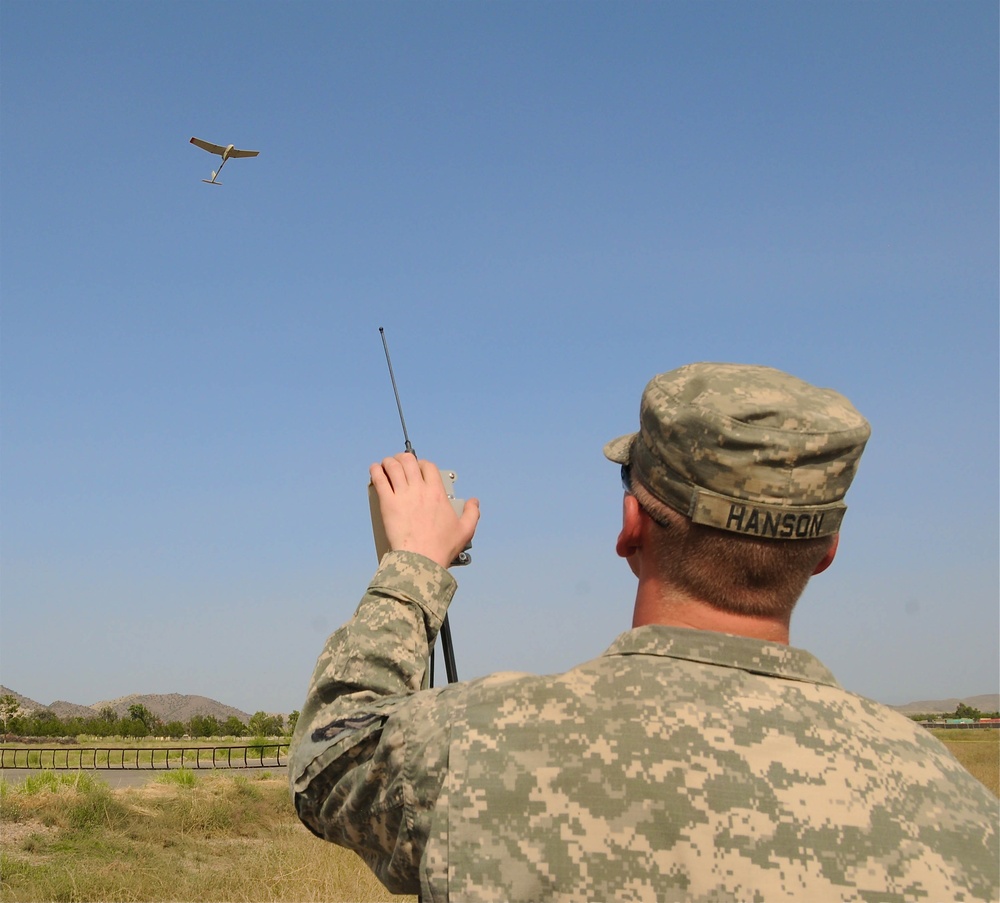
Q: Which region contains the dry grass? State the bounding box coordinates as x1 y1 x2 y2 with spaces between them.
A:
935 728 1000 798
0 771 413 902
2 733 995 901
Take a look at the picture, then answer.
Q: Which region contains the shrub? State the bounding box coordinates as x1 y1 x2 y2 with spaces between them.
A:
156 768 197 788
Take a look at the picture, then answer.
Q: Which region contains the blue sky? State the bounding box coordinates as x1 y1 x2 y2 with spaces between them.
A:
2 1 996 717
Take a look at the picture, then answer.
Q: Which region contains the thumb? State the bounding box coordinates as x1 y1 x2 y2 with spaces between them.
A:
459 497 481 538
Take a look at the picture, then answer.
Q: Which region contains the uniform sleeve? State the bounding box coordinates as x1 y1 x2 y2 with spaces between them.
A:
288 550 458 893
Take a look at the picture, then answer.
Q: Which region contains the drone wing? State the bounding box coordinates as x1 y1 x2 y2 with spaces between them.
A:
228 148 260 158
190 137 227 156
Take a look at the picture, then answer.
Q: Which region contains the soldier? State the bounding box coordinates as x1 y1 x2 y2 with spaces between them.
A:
289 362 999 902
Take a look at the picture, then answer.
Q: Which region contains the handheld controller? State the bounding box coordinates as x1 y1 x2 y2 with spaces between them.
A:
369 327 467 683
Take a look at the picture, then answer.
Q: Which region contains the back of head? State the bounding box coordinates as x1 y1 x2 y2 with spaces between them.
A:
605 363 871 615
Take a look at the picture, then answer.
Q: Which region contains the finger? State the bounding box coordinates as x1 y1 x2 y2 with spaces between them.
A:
379 455 410 489
395 452 423 484
460 497 481 527
417 459 446 492
458 497 481 541
369 461 388 489
370 460 402 507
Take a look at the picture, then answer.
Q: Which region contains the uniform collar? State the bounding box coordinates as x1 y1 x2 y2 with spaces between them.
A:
604 624 841 689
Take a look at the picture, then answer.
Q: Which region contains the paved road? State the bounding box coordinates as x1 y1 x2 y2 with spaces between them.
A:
1 765 288 789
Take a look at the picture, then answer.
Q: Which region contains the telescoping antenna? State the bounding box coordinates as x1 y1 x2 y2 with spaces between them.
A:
376 327 459 685
379 327 413 456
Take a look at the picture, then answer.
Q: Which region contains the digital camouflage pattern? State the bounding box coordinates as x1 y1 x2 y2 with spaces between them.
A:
290 551 999 902
603 363 872 539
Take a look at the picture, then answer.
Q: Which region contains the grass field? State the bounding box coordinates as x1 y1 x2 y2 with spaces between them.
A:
932 728 1000 798
0 770 412 902
1 732 996 902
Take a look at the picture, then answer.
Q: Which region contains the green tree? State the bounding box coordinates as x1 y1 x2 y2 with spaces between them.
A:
163 720 186 739
188 714 220 738
128 703 161 734
0 694 21 733
86 714 118 737
28 710 63 737
286 710 299 736
953 703 984 720
248 711 284 737
222 716 248 737
62 716 88 737
120 717 149 739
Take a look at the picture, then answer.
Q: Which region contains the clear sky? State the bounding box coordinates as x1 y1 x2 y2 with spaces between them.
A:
2 1 997 717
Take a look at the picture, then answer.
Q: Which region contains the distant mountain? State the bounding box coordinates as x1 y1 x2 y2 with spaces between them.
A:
888 694 1000 716
0 686 254 725
48 699 99 721
3 684 996 724
0 687 45 715
90 693 252 725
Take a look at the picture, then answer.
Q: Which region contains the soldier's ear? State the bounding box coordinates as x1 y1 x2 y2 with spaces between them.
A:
616 494 644 559
812 535 839 575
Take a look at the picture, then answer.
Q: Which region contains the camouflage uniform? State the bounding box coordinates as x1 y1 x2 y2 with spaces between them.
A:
290 551 998 901
290 364 1000 901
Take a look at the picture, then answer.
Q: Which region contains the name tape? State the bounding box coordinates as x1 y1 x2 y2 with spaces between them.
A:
691 490 845 540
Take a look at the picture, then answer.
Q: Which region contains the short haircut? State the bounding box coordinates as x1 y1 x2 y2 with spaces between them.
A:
630 478 835 619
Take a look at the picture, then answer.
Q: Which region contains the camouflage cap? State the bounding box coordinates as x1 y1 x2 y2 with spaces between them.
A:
604 363 871 539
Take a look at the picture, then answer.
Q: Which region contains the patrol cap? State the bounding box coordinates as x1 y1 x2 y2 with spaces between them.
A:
604 363 870 540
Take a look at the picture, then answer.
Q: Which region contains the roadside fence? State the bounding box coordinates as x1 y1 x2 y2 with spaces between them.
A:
0 743 289 771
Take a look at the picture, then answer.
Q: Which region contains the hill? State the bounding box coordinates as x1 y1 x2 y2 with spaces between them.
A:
48 699 100 721
90 693 252 725
888 694 999 716
4 684 996 725
0 686 253 725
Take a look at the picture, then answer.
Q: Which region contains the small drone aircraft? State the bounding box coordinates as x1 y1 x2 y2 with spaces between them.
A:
190 137 259 184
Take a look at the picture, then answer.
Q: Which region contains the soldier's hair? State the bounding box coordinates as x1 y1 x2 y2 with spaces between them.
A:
630 480 835 618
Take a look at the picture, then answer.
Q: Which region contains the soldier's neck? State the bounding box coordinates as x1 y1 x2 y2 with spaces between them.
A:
631 585 790 644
